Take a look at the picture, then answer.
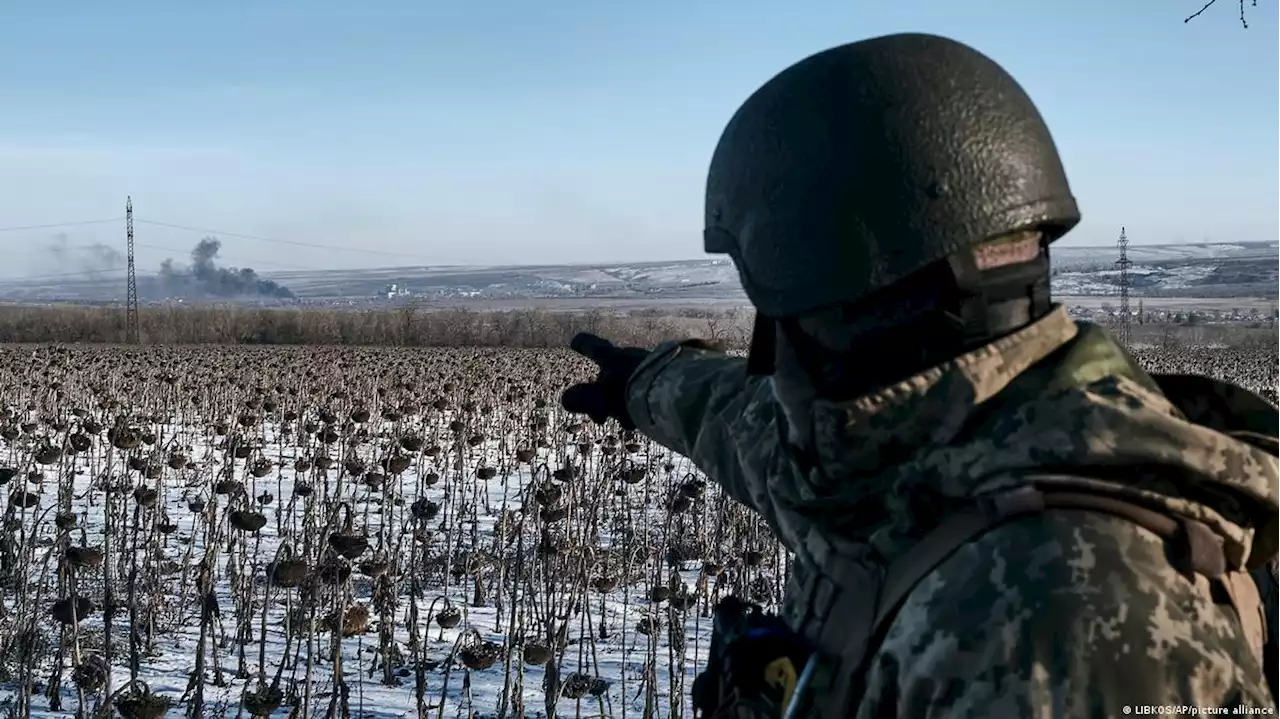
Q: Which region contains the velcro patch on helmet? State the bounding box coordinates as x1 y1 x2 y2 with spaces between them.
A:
972 231 1042 271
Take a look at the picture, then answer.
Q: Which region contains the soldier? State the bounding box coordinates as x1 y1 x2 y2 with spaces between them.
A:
561 33 1279 717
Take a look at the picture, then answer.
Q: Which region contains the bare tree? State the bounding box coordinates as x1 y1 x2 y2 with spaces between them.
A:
703 315 726 345
1184 0 1258 29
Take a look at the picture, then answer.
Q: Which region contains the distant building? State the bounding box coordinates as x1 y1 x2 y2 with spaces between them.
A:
383 283 411 300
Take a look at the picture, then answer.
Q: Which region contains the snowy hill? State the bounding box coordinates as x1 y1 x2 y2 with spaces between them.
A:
1 242 1274 304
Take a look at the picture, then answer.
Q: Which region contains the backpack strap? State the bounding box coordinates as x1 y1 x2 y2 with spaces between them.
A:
880 481 1259 644
797 490 1027 714
841 484 1266 713
1007 485 1266 675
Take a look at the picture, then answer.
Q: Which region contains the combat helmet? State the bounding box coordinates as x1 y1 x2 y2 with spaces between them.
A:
702 33 1081 377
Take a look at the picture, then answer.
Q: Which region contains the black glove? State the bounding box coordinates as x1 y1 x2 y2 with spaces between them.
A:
561 333 650 431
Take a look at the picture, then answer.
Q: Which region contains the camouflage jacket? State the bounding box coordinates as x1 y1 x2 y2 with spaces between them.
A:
625 305 1278 717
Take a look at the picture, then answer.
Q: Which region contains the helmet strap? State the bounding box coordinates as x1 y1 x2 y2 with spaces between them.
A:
940 241 1053 344
769 242 1054 398
746 312 777 375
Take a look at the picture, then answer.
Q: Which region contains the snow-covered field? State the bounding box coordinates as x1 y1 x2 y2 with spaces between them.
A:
0 345 783 719
0 339 1273 719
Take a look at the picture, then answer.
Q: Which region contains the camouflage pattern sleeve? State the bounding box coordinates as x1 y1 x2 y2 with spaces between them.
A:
858 510 1275 718
625 340 797 538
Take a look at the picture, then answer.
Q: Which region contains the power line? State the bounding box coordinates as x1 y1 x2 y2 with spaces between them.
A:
132 242 322 272
0 240 192 258
0 267 134 283
0 243 122 259
0 261 317 288
1 213 478 269
134 218 431 260
0 218 124 233
1 215 458 266
0 240 323 273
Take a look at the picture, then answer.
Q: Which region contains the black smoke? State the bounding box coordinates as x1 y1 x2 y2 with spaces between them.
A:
45 233 124 274
157 237 294 299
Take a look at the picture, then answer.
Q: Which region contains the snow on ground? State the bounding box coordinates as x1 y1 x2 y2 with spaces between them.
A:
601 262 736 288
1051 242 1277 269
0 410 765 718
1050 263 1228 295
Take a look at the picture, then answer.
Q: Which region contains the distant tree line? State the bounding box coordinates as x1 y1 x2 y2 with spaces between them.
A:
0 302 1270 350
0 304 755 349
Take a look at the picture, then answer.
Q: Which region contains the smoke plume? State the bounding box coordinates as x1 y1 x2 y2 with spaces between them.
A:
158 237 294 299
44 233 124 275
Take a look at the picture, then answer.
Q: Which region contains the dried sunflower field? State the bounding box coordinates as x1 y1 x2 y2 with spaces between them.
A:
0 341 1274 719
0 345 780 719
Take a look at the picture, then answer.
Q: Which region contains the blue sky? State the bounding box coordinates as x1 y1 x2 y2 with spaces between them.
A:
0 0 1275 275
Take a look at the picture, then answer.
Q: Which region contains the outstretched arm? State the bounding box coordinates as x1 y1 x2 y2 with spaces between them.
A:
625 339 795 535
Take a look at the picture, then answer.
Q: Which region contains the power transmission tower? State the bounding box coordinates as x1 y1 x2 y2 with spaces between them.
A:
1115 226 1132 348
125 196 139 344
